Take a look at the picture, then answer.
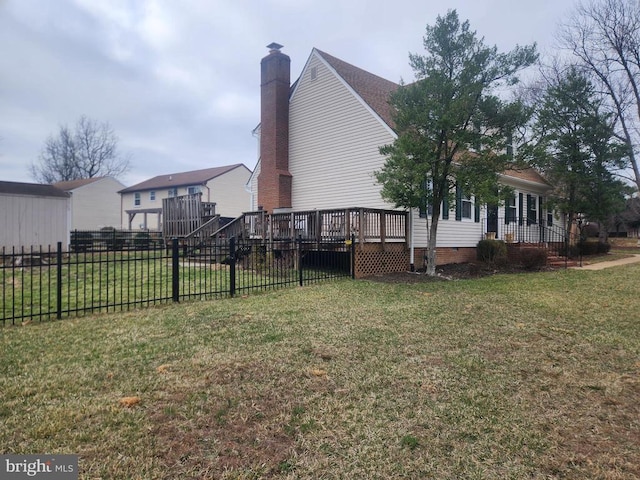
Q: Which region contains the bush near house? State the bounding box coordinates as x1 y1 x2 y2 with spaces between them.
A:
476 239 507 264
579 240 611 255
519 248 548 270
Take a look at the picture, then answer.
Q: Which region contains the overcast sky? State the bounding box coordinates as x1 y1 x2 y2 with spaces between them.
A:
0 0 577 187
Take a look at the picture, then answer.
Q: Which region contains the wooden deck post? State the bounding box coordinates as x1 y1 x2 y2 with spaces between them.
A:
380 210 386 251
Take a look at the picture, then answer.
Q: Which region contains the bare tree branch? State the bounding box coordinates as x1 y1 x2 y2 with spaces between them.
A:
29 115 130 183
559 0 640 190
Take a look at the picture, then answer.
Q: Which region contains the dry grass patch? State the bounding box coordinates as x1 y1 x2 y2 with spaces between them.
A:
1 266 639 478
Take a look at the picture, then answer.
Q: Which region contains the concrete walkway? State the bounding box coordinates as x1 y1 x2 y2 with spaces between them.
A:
573 254 640 270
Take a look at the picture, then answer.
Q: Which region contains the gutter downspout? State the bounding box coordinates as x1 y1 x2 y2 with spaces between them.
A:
409 208 415 272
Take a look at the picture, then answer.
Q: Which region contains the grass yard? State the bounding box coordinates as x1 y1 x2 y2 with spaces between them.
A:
1 264 639 479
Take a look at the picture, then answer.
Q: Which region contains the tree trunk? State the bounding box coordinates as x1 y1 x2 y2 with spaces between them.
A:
425 215 440 276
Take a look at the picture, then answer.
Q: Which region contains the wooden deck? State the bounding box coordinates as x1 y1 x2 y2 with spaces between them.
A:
212 208 409 246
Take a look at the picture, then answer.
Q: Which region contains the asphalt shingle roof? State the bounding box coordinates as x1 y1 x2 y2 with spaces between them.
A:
118 164 246 193
0 181 70 198
53 177 104 191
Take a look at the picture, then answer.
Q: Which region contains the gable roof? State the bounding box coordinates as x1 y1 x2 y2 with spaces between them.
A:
119 164 249 193
0 181 70 198
53 177 104 191
314 49 399 129
502 168 551 186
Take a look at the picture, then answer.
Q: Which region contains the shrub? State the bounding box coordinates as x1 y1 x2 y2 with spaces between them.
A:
519 248 548 270
581 241 611 255
101 226 125 251
476 239 507 264
70 231 93 252
134 232 151 250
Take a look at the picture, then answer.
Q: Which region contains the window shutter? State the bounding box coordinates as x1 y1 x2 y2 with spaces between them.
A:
442 196 449 220
455 183 462 221
474 201 480 223
518 193 524 226
419 180 427 218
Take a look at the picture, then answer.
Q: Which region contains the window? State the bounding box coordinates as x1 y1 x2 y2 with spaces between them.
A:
527 194 537 225
168 187 178 198
188 186 201 195
547 209 554 227
455 183 473 221
134 193 141 206
505 195 517 224
149 191 156 201
461 195 472 219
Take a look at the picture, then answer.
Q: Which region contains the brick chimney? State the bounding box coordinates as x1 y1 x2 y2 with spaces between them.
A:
257 42 292 213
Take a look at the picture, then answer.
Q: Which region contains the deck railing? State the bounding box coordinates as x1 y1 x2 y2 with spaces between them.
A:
211 208 408 245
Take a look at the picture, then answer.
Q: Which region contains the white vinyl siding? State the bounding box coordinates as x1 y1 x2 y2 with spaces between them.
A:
288 53 396 211
66 177 124 230
205 166 252 218
0 193 70 250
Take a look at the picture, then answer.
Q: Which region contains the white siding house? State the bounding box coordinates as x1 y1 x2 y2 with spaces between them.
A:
119 164 252 230
0 181 70 250
250 46 555 264
53 177 125 230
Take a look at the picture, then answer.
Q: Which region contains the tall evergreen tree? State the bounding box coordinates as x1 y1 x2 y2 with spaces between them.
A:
375 10 537 275
521 67 629 240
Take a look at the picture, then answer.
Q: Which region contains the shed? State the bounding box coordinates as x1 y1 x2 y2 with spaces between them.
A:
0 181 71 250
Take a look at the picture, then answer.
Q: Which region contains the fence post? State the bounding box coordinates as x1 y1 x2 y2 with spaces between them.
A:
298 235 303 286
351 233 356 279
229 236 236 297
172 238 180 302
56 242 62 320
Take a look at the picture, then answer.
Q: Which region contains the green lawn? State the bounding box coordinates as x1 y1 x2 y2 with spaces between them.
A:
2 249 339 324
1 265 639 479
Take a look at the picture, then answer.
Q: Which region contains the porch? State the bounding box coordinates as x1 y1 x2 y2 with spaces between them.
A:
482 216 581 267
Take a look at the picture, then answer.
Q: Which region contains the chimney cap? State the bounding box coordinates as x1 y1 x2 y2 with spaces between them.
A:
267 42 284 52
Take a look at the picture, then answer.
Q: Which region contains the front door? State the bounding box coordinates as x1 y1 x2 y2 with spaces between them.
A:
487 205 499 236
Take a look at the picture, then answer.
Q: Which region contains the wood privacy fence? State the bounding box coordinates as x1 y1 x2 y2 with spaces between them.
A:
162 193 217 239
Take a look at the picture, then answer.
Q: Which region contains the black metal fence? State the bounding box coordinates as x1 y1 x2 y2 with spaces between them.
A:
70 229 164 252
1 236 354 326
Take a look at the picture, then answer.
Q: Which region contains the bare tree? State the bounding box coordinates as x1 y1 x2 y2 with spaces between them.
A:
559 0 640 191
30 115 130 183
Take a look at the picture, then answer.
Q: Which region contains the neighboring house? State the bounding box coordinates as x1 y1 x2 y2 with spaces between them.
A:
249 44 555 265
119 164 252 230
53 177 125 230
0 181 70 250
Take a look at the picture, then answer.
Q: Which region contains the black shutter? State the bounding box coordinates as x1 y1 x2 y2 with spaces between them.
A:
518 193 524 226
419 180 427 218
474 201 480 223
442 196 449 220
